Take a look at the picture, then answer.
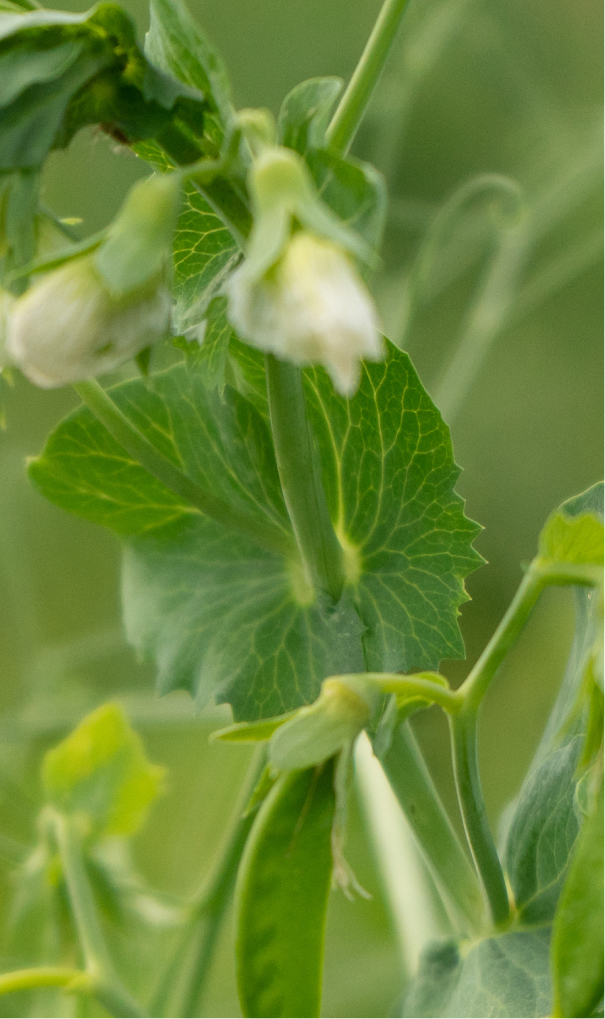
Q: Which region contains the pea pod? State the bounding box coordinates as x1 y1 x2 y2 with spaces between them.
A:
235 761 335 1018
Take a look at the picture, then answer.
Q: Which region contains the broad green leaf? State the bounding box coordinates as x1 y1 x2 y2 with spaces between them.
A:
0 38 85 108
173 295 235 388
42 702 164 838
551 788 604 1019
277 76 343 155
30 342 481 718
403 929 552 1018
235 762 335 1018
504 735 583 924
145 0 233 128
304 341 484 673
29 365 365 719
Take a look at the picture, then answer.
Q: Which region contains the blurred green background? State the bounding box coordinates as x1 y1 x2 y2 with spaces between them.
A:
0 0 602 1015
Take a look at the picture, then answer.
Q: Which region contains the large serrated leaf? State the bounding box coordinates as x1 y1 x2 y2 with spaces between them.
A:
304 341 484 672
29 343 481 717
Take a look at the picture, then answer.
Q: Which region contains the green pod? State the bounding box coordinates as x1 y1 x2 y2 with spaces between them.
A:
235 761 335 1018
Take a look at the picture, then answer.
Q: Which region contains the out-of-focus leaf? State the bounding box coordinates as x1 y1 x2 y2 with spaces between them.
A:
402 929 552 1018
277 76 343 155
504 736 582 924
306 148 387 254
235 762 335 1018
42 702 164 838
145 0 233 128
551 786 604 1019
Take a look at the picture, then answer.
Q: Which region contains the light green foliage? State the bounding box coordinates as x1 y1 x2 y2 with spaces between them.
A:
277 77 343 155
42 703 164 837
235 763 335 1018
551 785 604 1019
403 929 552 1019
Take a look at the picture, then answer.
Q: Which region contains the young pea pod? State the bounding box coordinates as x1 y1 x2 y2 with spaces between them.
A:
235 760 336 1018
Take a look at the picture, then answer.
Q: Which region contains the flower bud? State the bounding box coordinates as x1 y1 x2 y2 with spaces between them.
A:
6 255 170 388
226 230 383 395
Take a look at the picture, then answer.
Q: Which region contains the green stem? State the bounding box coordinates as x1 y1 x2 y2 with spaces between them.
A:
361 671 462 713
449 709 511 927
326 0 410 155
458 567 545 711
73 379 295 560
53 812 144 1019
372 717 485 936
152 748 266 1018
265 355 345 600
0 967 90 997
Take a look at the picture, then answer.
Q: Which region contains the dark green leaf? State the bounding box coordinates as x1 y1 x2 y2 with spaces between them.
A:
551 789 604 1019
235 763 335 1018
277 76 343 155
304 342 484 673
0 38 84 108
145 0 233 127
403 929 552 1018
504 735 583 924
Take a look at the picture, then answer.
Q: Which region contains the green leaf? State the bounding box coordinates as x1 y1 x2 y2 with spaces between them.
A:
29 365 365 719
304 341 484 673
212 712 296 743
235 762 335 1018
504 735 583 924
551 788 604 1019
145 0 233 128
539 481 604 566
277 76 343 155
42 702 164 838
306 148 387 254
403 929 552 1018
30 342 481 718
175 295 233 388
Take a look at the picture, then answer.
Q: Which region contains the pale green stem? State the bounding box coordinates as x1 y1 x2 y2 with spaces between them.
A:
449 707 511 926
371 715 485 936
53 812 144 1018
326 0 410 155
360 671 462 713
151 748 266 1018
265 355 345 600
73 379 295 560
0 967 90 997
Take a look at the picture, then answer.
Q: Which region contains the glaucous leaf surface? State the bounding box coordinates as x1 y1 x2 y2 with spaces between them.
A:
402 929 552 1019
30 343 482 718
551 785 604 1019
235 763 335 1018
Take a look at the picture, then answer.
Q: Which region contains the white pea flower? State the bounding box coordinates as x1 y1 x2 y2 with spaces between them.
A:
226 230 383 396
6 255 170 388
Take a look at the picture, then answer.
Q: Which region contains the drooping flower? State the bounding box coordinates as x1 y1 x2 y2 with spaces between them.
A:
226 230 383 395
7 256 171 388
224 144 383 395
6 172 180 388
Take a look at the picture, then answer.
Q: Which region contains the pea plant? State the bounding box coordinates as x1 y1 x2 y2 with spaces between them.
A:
0 0 602 1016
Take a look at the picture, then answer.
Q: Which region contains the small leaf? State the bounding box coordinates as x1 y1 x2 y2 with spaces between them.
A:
42 702 164 838
212 713 296 743
269 679 371 771
174 294 234 390
145 0 233 128
539 481 604 566
235 762 335 1018
551 788 604 1019
277 76 343 154
504 736 583 924
306 148 387 254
